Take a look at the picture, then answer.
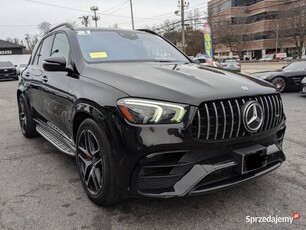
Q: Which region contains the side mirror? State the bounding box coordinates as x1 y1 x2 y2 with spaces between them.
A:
15 65 17 67
282 66 287 70
43 56 66 72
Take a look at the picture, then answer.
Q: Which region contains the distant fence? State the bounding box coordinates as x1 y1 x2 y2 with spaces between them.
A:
0 55 31 66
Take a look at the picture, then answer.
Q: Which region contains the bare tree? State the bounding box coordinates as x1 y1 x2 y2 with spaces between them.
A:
6 37 21 45
213 17 253 59
186 8 202 30
279 0 306 59
38 21 52 35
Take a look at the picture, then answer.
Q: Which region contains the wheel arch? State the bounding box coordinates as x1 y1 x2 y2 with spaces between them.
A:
72 100 114 144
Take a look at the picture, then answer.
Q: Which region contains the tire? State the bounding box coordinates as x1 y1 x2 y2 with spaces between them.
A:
271 77 286 93
76 118 121 206
18 94 38 138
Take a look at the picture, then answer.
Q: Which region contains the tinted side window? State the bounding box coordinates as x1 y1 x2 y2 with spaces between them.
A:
51 33 70 64
37 35 54 66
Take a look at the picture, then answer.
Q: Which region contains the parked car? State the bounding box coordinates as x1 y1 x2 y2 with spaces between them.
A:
194 56 223 69
18 23 286 206
220 58 241 72
260 53 287 61
18 64 28 75
0 61 18 81
251 61 306 92
301 77 306 95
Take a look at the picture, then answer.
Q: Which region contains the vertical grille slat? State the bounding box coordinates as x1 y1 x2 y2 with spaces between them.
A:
271 95 277 128
235 99 241 138
205 104 210 140
275 95 281 126
192 94 284 141
213 102 218 140
228 101 234 139
263 96 270 131
259 97 265 132
220 102 227 140
241 99 246 137
267 96 274 129
197 110 201 139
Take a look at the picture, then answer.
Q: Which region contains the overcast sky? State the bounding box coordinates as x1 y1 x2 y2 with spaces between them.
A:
0 0 208 43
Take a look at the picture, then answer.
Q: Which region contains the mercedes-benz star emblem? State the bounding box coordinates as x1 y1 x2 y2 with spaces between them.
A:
243 101 264 133
241 86 249 90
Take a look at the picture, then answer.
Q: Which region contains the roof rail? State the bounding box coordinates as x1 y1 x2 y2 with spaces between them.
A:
49 23 74 33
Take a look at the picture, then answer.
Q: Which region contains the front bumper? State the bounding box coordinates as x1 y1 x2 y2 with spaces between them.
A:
0 73 18 80
123 122 286 198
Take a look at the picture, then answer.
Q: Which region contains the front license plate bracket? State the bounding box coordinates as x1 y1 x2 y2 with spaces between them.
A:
232 144 268 174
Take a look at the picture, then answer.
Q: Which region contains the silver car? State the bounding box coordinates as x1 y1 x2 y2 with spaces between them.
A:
220 58 241 72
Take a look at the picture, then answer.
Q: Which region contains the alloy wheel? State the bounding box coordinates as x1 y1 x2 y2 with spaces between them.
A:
77 129 103 195
272 78 286 92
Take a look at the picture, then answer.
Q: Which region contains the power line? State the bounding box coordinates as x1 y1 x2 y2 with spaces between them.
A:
118 2 208 26
23 0 139 19
154 0 301 31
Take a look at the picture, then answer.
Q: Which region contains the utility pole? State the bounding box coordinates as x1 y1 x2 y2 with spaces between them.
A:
129 0 135 30
178 0 189 53
79 16 90 27
90 6 100 27
275 23 279 54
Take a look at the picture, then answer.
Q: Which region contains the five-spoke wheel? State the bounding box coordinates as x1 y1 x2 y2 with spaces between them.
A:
76 118 121 206
77 129 103 195
271 77 286 93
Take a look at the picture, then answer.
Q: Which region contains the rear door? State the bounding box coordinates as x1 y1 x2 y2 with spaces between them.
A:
26 35 54 121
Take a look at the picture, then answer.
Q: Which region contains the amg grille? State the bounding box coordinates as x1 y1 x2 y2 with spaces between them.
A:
191 94 284 141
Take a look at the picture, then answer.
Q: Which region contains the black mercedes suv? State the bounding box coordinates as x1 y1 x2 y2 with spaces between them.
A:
0 61 18 81
17 23 286 206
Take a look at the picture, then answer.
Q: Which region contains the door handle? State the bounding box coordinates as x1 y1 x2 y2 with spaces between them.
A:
25 72 30 77
42 75 48 83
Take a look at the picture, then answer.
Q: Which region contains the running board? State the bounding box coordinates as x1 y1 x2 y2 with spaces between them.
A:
36 125 75 156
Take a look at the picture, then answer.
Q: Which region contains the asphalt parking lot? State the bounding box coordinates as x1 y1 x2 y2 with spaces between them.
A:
0 68 305 229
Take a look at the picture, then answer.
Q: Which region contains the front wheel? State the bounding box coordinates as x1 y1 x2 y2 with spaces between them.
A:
76 118 121 206
271 77 286 93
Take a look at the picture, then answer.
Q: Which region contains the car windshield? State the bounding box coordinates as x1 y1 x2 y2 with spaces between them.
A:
0 61 13 67
284 62 306 71
76 30 189 63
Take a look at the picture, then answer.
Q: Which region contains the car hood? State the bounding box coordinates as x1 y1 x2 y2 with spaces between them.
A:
82 63 276 106
0 67 15 70
251 70 283 78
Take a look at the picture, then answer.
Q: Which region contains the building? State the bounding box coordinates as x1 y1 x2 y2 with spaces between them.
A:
0 39 25 55
208 0 306 60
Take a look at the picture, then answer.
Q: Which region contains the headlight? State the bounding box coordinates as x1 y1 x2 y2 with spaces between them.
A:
117 98 188 124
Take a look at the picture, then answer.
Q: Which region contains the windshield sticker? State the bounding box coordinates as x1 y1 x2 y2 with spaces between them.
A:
78 30 91 36
90 52 108 59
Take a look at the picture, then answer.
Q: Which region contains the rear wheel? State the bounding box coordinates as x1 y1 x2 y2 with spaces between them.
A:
76 118 121 206
271 77 286 93
18 94 37 138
